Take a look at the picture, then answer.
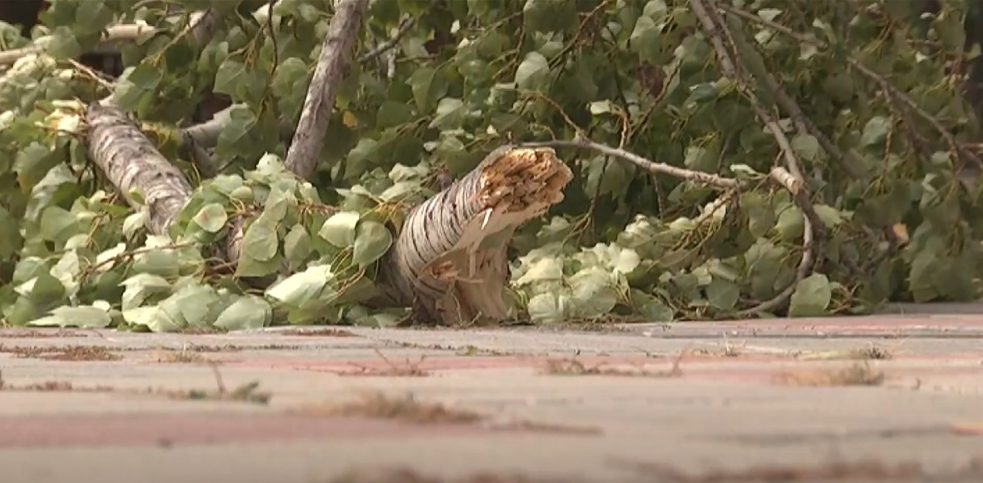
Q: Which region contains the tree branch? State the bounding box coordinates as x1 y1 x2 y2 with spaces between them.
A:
522 139 743 189
283 0 370 178
691 0 826 316
357 15 417 63
717 3 982 169
0 25 156 66
86 101 192 236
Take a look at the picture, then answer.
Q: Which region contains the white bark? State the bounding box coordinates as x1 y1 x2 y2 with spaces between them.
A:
85 101 192 235
376 146 573 325
284 0 369 178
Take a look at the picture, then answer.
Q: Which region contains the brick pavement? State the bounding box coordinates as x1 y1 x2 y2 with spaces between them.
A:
1 313 983 483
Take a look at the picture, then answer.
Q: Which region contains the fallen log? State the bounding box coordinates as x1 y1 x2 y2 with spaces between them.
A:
375 145 573 325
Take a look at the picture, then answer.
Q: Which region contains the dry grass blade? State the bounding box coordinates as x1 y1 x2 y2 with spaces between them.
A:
614 457 983 482
0 344 122 361
330 467 575 483
299 391 484 425
344 349 430 377
156 350 211 364
277 328 359 337
799 345 893 361
543 348 687 378
776 362 885 387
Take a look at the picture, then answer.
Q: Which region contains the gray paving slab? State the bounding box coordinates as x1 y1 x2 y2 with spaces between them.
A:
0 315 982 482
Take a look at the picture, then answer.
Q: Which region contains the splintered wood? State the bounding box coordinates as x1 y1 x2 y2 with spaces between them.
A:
381 146 572 326
475 147 572 214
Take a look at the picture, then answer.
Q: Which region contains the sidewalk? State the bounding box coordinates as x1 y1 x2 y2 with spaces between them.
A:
1 312 983 483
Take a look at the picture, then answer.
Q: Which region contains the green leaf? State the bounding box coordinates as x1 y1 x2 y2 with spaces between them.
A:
515 52 550 91
115 64 163 111
214 58 248 96
39 206 80 243
860 116 891 147
283 224 312 268
157 284 222 330
428 98 466 130
266 265 334 307
790 134 820 161
813 205 844 227
318 211 360 247
629 15 663 63
776 206 804 241
706 277 739 311
527 292 567 323
29 305 112 329
376 101 414 129
788 273 832 317
46 27 82 59
192 203 228 233
631 290 674 322
15 142 64 191
213 295 272 330
0 205 24 258
408 66 448 111
75 2 114 35
241 221 279 262
352 221 394 268
120 273 172 310
569 268 618 317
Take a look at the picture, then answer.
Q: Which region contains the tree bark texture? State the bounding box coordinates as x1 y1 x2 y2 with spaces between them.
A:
375 146 573 326
85 101 193 236
284 0 369 178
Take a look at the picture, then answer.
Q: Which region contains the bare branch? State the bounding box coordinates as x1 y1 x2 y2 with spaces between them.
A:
522 139 742 189
0 25 156 66
357 15 417 63
284 0 370 178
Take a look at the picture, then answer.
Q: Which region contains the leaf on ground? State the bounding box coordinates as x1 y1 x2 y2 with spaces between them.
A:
28 305 112 329
265 265 334 307
788 273 832 317
213 295 272 330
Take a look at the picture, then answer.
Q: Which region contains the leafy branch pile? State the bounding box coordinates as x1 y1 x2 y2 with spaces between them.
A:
2 0 983 332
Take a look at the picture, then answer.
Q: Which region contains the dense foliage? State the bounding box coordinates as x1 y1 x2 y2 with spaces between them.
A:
1 0 982 331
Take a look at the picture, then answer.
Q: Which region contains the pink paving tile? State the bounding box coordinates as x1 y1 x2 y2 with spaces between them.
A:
0 413 498 449
667 316 983 335
220 353 983 374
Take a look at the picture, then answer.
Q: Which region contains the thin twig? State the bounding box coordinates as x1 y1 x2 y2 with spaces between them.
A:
521 139 742 189
357 15 418 63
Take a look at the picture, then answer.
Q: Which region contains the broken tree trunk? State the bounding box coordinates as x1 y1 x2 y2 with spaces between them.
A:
87 102 572 325
86 101 192 236
375 145 573 326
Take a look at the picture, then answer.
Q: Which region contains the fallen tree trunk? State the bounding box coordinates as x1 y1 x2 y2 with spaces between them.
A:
375 145 572 325
80 0 573 327
86 101 192 236
86 97 573 325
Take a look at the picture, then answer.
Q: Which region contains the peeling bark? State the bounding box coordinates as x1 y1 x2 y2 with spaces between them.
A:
284 0 369 178
85 101 192 236
376 146 573 326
